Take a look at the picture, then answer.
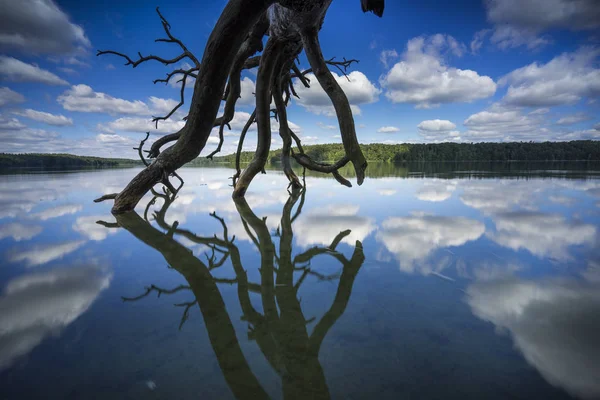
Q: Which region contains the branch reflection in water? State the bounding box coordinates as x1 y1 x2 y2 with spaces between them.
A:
98 180 365 400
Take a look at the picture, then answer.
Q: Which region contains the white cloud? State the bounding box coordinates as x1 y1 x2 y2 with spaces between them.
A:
462 106 548 141
500 47 600 107
466 276 600 399
12 109 73 126
489 211 597 260
294 204 376 247
556 113 591 125
418 119 461 141
418 119 457 131
483 0 600 49
0 56 68 86
380 35 496 108
31 204 82 220
0 223 42 241
0 115 26 130
58 85 180 122
98 117 185 135
0 87 25 107
377 215 485 274
9 240 86 267
58 84 149 115
380 49 399 68
485 0 600 31
0 0 91 55
459 179 543 214
0 126 60 150
0 266 111 370
0 116 139 158
377 126 400 133
556 129 600 141
293 71 380 116
73 215 118 241
530 107 550 115
489 25 552 50
416 180 457 202
148 96 180 115
238 77 256 106
470 29 492 53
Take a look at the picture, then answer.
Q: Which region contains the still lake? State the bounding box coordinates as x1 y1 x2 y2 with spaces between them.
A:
0 163 599 400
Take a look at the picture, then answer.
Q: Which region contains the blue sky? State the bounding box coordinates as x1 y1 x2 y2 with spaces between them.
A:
0 0 599 158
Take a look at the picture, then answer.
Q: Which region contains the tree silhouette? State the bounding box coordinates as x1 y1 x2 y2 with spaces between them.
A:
98 182 365 399
94 1 385 213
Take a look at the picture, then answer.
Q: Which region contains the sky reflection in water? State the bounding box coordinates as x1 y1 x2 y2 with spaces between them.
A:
0 165 599 399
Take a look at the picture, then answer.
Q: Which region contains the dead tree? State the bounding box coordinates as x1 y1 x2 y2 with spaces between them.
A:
95 1 385 214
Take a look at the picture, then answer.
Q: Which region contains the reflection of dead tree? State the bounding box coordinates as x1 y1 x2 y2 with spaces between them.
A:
101 183 365 399
106 206 268 399
94 2 385 214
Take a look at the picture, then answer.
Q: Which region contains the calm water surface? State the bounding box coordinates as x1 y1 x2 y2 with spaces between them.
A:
0 164 599 399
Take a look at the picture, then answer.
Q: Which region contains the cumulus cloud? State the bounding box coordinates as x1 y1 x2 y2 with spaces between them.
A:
418 119 457 131
556 113 591 125
73 215 118 241
376 215 485 274
0 115 26 130
9 240 86 267
0 125 61 152
147 97 180 115
500 47 600 107
0 223 42 241
377 126 400 133
12 109 73 126
466 276 600 399
556 128 600 141
482 0 600 49
30 204 82 220
460 179 542 214
238 77 256 106
462 106 548 141
0 0 90 56
99 117 185 135
0 116 139 158
0 266 111 370
293 71 380 116
416 180 457 202
294 204 376 247
417 119 461 141
489 211 597 260
0 56 68 86
58 84 149 115
0 87 25 107
380 35 496 108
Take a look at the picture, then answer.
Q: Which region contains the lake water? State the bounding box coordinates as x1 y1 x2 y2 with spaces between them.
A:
0 164 599 399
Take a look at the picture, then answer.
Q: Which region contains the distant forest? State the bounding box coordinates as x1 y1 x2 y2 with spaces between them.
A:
193 140 600 165
0 153 140 168
2 141 600 169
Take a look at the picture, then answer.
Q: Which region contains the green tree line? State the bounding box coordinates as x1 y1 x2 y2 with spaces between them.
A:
0 153 141 168
192 140 600 165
